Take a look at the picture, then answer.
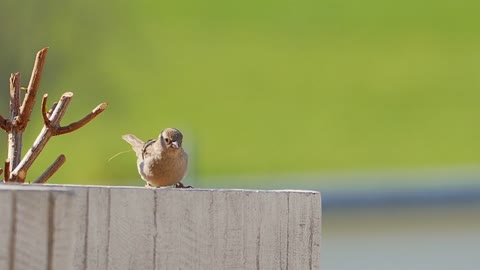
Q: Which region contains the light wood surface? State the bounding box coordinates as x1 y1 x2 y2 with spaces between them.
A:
0 185 321 270
0 185 76 270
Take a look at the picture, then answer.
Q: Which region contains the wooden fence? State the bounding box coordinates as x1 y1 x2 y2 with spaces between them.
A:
0 184 321 270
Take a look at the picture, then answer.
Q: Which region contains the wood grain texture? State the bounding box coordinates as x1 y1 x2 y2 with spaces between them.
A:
85 187 111 270
0 190 13 269
1 185 321 270
66 186 321 270
51 189 76 270
0 185 76 270
71 186 112 270
71 187 88 270
287 192 322 270
14 189 50 270
108 187 156 270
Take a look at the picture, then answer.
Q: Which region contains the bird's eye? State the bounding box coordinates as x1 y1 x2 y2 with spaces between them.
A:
165 138 170 143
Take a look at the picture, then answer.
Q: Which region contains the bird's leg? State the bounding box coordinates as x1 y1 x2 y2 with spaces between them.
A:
175 182 193 188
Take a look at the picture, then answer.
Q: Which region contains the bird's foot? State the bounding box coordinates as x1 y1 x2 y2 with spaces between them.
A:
175 182 193 188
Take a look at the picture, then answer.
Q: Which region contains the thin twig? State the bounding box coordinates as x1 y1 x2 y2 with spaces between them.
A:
54 102 108 135
11 92 73 182
47 102 57 118
8 73 23 180
4 160 10 182
34 154 66 184
41 94 52 127
17 47 48 131
3 48 107 183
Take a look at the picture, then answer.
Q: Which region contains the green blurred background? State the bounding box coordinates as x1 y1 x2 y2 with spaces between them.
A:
1 0 479 187
1 1 480 269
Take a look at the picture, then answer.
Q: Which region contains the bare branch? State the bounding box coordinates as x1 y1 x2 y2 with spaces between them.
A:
3 48 108 183
9 73 21 115
41 94 52 127
12 91 107 182
47 102 57 118
49 92 73 126
8 73 23 178
4 160 10 182
17 47 48 130
54 102 108 135
34 154 66 184
11 92 73 181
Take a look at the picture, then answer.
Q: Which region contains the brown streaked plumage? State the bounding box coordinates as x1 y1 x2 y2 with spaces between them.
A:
122 128 189 187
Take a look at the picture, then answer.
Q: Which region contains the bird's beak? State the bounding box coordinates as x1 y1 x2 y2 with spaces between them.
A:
171 141 179 148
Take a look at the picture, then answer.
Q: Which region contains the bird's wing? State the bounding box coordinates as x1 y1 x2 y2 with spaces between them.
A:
141 139 157 160
122 134 144 157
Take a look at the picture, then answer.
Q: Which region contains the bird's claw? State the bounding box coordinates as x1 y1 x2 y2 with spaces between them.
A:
175 182 193 188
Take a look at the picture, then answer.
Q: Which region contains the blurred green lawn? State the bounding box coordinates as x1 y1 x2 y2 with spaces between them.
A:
0 0 479 186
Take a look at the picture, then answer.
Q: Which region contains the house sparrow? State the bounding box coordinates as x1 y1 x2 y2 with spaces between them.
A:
122 128 190 188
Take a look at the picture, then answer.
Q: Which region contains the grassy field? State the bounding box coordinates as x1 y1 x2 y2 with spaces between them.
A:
0 0 479 186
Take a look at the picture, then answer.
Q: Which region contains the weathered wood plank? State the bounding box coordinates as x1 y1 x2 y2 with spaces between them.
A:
1 185 321 270
107 187 155 270
250 191 289 270
86 187 111 270
14 189 50 270
0 190 13 270
72 186 112 270
153 189 316 270
51 189 76 270
71 186 88 270
155 188 204 270
287 191 322 270
0 185 76 270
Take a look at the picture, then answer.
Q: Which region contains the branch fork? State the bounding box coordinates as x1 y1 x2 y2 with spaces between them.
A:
1 48 108 183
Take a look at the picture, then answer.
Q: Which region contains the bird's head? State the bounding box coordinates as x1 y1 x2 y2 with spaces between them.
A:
159 128 184 150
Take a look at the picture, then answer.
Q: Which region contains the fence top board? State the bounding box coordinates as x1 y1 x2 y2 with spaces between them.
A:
0 183 74 192
45 183 320 193
0 184 321 270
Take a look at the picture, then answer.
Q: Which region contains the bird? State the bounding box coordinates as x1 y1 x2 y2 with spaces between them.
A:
122 128 190 188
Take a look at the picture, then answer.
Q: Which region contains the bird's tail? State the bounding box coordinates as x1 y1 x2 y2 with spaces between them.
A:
122 134 144 157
